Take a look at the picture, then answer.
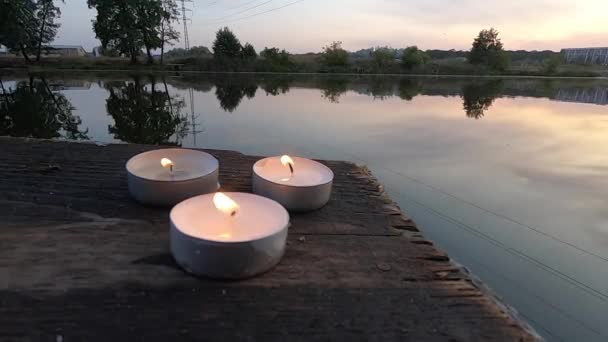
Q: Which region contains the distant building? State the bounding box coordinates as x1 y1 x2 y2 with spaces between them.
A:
561 47 608 65
48 45 87 57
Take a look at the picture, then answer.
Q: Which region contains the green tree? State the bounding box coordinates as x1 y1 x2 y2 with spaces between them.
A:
468 28 509 71
322 41 349 67
241 42 257 60
0 0 39 62
35 0 63 61
137 0 164 64
372 47 395 70
159 0 180 64
88 0 144 63
260 47 291 67
212 27 242 59
543 54 563 74
165 46 211 59
87 0 168 64
401 46 429 70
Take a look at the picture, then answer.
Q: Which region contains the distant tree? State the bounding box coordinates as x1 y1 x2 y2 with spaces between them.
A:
372 47 396 69
260 47 291 66
96 46 120 57
35 0 63 61
190 46 212 55
137 0 164 64
0 0 39 62
322 41 349 67
401 46 429 70
159 0 180 64
165 46 211 59
212 27 242 58
543 54 564 74
87 0 144 63
468 28 509 71
425 49 468 60
241 42 257 60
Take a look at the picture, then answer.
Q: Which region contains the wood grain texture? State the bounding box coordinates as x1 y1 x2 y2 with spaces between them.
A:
0 137 539 341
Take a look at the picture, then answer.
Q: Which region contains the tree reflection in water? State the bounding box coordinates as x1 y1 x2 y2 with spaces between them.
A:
398 78 423 101
461 80 504 119
106 77 189 145
319 77 350 103
213 76 259 112
0 76 88 140
368 77 395 100
260 76 291 96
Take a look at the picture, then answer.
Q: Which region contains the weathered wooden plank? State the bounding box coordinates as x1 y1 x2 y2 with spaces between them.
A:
0 137 539 341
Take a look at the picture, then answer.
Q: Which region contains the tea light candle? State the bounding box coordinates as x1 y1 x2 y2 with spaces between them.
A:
252 155 333 211
170 192 289 279
126 148 219 206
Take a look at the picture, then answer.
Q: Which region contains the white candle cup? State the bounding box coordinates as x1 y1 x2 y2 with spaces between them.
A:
170 192 290 279
126 148 219 207
252 156 334 212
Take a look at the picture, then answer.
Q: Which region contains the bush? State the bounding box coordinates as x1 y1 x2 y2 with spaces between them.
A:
322 41 349 67
401 46 429 70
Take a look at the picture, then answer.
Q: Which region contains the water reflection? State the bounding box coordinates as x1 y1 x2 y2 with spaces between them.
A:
461 80 504 119
260 75 292 96
319 77 350 103
212 75 259 112
146 74 608 115
3 72 608 341
105 77 189 145
0 76 88 140
398 79 423 101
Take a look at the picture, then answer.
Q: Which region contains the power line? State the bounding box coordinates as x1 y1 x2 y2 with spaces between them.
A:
381 166 608 264
397 192 608 303
202 0 220 7
226 0 264 10
322 142 608 264
206 0 274 22
312 142 608 304
204 0 306 26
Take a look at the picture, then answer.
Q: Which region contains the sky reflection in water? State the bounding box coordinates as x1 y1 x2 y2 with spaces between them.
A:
2 73 608 341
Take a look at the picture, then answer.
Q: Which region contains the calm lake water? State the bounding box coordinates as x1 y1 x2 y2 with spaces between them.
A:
2 72 608 341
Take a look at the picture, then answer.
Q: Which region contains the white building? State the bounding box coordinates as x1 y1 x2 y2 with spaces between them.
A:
48 45 87 57
561 47 608 65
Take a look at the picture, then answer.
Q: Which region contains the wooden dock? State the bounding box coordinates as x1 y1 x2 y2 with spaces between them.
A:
0 137 539 341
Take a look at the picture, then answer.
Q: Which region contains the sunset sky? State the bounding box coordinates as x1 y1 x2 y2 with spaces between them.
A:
57 0 608 53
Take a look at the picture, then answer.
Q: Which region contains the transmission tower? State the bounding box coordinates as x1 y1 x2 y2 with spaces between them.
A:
181 0 193 50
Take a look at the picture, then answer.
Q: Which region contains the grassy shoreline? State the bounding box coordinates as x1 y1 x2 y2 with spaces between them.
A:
1 67 606 80
0 56 606 79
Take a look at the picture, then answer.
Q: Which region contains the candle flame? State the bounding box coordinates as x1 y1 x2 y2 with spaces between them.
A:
280 155 295 174
161 157 174 172
213 192 239 217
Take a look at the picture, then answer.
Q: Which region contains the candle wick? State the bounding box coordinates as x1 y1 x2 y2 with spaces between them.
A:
230 210 237 217
170 164 173 173
288 163 294 174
